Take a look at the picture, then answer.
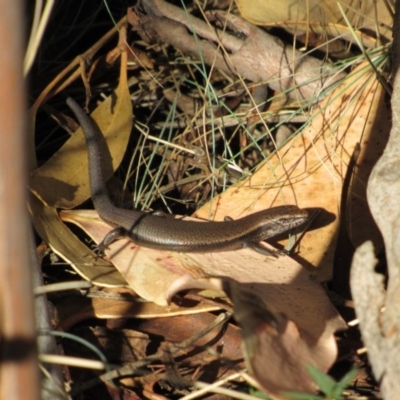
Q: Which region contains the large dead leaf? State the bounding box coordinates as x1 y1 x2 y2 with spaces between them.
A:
30 90 132 209
29 193 124 286
236 0 392 49
225 280 332 397
54 294 223 332
197 61 390 281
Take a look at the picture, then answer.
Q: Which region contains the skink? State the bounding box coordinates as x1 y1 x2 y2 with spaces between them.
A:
66 97 308 255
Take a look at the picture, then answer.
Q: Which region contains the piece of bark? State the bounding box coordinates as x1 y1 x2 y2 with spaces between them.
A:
351 1 400 398
131 0 345 103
